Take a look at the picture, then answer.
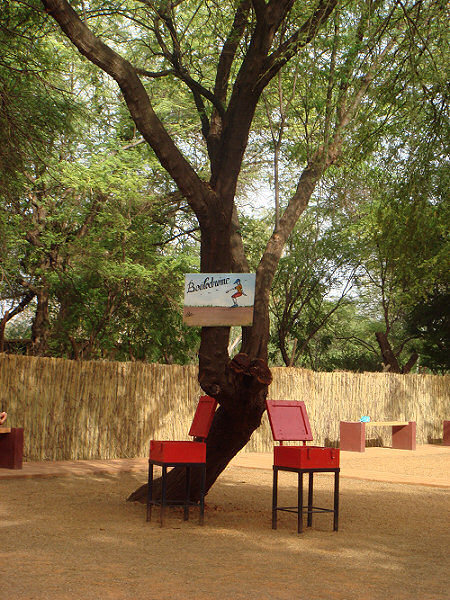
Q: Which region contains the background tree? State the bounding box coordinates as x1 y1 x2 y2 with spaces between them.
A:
0 2 79 352
269 205 360 366
1 2 201 360
405 289 450 372
339 131 448 372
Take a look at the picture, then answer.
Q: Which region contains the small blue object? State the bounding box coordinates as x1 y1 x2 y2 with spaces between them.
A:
360 416 371 422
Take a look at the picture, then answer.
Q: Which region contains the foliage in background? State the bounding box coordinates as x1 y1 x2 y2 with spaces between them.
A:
0 1 200 362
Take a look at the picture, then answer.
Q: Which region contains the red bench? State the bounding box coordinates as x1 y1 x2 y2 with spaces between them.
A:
340 420 416 452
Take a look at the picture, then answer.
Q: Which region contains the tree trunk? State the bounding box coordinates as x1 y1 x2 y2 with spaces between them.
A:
0 292 35 353
401 351 418 374
127 150 327 505
128 200 273 504
31 290 50 356
375 331 418 374
375 331 400 373
0 314 8 354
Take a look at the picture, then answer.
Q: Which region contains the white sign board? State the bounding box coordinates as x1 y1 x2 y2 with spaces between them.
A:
183 273 256 326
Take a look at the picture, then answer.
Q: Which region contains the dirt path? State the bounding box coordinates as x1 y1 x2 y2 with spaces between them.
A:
1 457 449 599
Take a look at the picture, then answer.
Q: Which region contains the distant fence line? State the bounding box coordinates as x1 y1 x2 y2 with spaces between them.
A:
0 354 448 461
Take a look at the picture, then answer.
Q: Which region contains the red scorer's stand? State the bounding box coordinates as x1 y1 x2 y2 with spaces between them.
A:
0 427 24 469
266 400 340 533
147 395 217 526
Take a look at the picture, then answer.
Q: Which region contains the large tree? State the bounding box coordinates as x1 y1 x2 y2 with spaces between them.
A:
37 0 447 501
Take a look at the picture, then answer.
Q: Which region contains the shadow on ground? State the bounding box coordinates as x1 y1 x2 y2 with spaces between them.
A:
1 466 448 600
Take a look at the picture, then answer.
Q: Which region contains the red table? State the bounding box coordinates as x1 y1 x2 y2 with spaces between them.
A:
267 400 340 533
147 395 217 526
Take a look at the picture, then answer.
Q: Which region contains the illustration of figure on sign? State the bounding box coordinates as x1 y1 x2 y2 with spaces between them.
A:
227 278 247 307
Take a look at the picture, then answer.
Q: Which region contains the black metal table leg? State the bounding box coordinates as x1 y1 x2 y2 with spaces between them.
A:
307 472 314 527
272 467 278 529
333 470 340 531
160 465 167 527
270 466 340 534
297 471 303 533
146 462 154 522
199 464 206 525
184 466 191 521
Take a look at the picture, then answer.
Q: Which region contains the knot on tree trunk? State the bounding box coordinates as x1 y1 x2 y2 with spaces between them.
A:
248 358 273 385
229 353 272 385
197 375 221 397
229 352 251 374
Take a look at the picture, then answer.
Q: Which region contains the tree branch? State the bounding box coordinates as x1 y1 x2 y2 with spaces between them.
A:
257 0 339 90
41 0 211 221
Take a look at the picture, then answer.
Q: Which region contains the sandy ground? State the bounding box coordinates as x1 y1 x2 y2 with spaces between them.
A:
1 447 449 600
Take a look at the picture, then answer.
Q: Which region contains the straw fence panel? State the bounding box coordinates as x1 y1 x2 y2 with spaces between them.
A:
0 354 448 461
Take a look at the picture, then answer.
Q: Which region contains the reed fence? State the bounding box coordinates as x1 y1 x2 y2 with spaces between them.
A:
0 354 448 461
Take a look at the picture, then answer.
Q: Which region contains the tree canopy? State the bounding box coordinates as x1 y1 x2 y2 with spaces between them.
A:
2 1 447 369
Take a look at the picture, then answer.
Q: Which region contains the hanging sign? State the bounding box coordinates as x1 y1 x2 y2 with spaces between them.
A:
183 273 256 326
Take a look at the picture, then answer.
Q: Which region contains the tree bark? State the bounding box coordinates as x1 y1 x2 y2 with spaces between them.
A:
0 292 35 353
402 351 418 374
376 331 401 373
375 331 418 374
31 289 50 356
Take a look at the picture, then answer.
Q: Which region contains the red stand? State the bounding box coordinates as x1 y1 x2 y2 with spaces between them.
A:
267 400 340 533
0 428 24 469
147 396 217 526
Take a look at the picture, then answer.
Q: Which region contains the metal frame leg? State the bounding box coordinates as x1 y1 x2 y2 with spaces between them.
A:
272 468 278 530
307 472 314 527
146 462 153 522
297 472 303 534
333 470 339 531
160 465 167 527
199 464 206 525
184 466 191 521
146 462 154 522
271 467 339 534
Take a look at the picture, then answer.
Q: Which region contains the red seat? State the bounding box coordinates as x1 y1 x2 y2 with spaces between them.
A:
147 395 217 526
266 400 340 533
